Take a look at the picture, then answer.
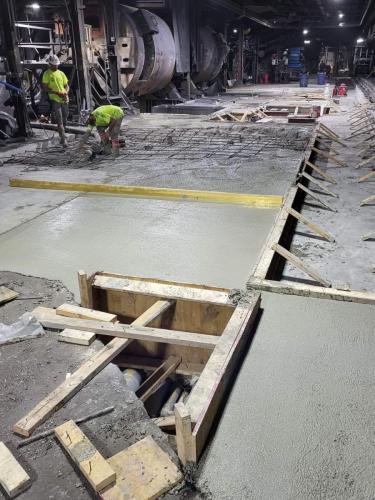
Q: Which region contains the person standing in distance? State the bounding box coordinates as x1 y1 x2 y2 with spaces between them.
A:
42 54 69 147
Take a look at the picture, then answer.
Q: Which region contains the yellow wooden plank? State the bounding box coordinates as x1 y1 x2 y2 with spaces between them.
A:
58 329 96 346
56 304 117 323
55 420 116 492
0 442 31 497
9 178 283 209
102 436 182 500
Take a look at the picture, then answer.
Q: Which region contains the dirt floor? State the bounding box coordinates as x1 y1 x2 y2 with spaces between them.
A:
0 272 192 500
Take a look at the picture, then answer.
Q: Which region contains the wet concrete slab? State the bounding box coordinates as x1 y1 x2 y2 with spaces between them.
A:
197 291 375 499
0 194 277 297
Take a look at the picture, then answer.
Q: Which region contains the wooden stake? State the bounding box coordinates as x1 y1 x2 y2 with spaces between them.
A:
349 125 375 140
360 194 375 206
286 207 335 242
297 183 337 212
136 356 181 402
355 154 375 169
78 270 92 308
357 171 375 183
315 137 340 156
362 231 375 241
317 127 347 147
297 182 337 212
301 172 338 198
319 123 340 138
272 243 332 287
311 146 347 167
304 160 337 184
175 403 195 465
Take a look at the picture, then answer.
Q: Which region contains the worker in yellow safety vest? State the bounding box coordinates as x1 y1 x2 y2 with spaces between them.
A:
42 54 69 147
80 105 125 157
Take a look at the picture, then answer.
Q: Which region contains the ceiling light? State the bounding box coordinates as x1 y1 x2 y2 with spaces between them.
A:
357 37 365 43
338 13 344 19
30 2 40 9
233 28 238 34
304 40 311 44
303 29 309 35
339 22 344 27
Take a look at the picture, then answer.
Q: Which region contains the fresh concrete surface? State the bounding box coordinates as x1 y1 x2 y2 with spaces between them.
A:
197 291 375 499
0 194 277 296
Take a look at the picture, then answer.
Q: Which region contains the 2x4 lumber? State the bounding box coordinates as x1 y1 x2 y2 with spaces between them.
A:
13 300 174 437
92 274 232 305
297 183 337 212
271 243 332 287
32 306 218 349
317 128 347 147
0 442 31 497
315 137 340 156
319 122 340 138
248 277 375 305
349 125 375 140
55 420 116 492
360 194 375 206
357 171 375 183
152 415 176 431
78 270 92 308
136 356 181 402
286 207 335 242
362 231 375 241
0 286 18 305
311 146 347 167
304 159 337 184
356 154 375 169
189 295 261 461
252 186 298 280
175 402 195 465
56 303 117 323
9 178 283 209
301 171 338 198
58 329 96 346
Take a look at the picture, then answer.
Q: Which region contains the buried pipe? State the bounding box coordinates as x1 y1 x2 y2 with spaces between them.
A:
160 385 182 417
123 368 143 392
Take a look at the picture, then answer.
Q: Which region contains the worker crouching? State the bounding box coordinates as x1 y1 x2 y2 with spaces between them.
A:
81 105 125 157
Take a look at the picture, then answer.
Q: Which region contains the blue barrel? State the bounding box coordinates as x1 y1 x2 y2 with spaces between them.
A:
317 72 327 85
299 73 309 87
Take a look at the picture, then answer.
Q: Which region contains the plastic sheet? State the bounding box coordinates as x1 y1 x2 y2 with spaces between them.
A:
0 313 44 345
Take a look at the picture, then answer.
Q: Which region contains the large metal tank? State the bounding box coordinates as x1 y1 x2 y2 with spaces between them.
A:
117 6 176 96
193 26 229 84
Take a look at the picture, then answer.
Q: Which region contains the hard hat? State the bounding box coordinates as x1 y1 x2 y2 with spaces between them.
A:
47 54 60 66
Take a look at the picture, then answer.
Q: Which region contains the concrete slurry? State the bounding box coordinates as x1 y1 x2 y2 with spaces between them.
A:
197 291 375 500
0 194 278 297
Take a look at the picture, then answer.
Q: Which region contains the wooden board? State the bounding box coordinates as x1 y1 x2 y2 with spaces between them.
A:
248 277 375 305
175 403 194 465
13 301 173 437
55 420 116 492
136 356 181 402
58 329 96 346
114 354 204 376
56 303 117 323
0 286 18 306
0 442 31 497
32 307 219 350
286 207 335 242
187 294 261 461
101 436 182 500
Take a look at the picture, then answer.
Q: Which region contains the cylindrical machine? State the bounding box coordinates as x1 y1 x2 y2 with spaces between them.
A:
117 6 176 96
192 26 229 84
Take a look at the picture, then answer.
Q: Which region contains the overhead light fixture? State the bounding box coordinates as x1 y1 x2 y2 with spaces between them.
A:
338 13 344 19
233 28 238 34
304 40 311 44
303 29 309 35
339 22 344 27
30 2 40 9
357 37 365 43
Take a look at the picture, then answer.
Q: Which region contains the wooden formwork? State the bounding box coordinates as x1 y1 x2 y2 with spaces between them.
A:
80 271 261 463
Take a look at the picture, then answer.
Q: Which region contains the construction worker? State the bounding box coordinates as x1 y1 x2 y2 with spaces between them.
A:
42 54 69 147
80 105 124 157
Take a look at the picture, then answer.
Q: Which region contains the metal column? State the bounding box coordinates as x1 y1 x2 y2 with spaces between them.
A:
103 0 120 96
69 0 92 110
0 0 32 137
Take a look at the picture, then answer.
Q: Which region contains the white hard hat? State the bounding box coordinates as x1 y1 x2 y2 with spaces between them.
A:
47 54 60 66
